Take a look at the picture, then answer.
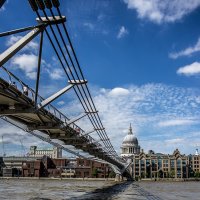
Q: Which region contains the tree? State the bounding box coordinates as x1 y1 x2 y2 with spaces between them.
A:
158 170 163 178
108 170 116 178
141 172 145 178
169 170 175 178
194 171 200 178
92 168 98 178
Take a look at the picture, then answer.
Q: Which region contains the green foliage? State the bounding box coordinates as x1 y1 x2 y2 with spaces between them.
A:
141 172 145 178
92 168 98 178
166 172 170 178
169 170 175 178
108 170 115 178
158 170 163 178
194 171 200 178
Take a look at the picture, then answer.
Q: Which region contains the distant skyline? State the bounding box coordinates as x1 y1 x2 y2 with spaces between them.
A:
1 0 200 156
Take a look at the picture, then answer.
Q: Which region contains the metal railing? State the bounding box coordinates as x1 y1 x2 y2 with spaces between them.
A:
0 66 99 146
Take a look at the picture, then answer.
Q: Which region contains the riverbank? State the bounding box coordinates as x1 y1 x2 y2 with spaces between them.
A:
1 178 199 199
1 176 200 182
139 178 200 182
0 176 116 181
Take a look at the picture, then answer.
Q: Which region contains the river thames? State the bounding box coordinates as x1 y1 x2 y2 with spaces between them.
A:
0 179 200 200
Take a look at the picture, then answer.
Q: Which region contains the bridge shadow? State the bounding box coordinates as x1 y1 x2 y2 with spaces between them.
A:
70 181 132 200
70 181 162 200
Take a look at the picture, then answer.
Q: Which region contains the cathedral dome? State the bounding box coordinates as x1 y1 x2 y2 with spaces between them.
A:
122 134 138 146
122 124 138 146
121 124 141 157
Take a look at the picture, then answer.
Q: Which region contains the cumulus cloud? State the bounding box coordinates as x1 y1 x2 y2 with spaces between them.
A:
10 52 64 81
49 68 64 80
1 82 200 155
6 35 38 52
109 87 130 96
0 121 49 156
165 138 184 145
169 38 200 59
11 53 38 79
177 62 200 76
158 119 197 127
60 83 200 154
43 57 64 80
57 100 65 106
117 26 129 39
83 22 95 30
123 0 200 24
97 13 105 22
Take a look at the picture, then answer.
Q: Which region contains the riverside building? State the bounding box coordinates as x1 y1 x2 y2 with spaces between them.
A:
29 146 62 159
121 124 200 179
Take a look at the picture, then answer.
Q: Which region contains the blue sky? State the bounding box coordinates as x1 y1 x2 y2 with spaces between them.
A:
1 0 200 156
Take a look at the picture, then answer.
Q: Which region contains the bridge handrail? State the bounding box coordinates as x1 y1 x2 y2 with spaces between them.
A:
0 66 85 134
0 67 122 163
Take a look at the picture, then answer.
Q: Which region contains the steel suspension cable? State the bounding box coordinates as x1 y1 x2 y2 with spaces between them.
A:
55 8 118 155
28 0 119 158
35 11 113 154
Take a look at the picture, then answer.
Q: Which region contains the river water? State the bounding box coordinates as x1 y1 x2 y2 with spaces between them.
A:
0 179 199 200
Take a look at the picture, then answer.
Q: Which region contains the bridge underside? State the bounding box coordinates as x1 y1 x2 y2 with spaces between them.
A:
0 77 127 172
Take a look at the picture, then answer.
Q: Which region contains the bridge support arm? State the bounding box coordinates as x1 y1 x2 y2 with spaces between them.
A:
66 110 97 126
81 129 95 137
81 127 105 137
0 25 46 67
37 84 74 109
66 112 88 126
37 80 87 109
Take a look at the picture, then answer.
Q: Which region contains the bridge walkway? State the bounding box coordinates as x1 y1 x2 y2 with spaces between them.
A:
0 67 124 170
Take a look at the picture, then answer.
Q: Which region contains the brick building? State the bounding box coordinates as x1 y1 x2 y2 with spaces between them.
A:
21 156 112 178
22 156 68 177
74 158 110 178
121 125 200 179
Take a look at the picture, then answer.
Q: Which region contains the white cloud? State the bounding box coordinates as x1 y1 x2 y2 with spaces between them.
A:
123 0 200 24
169 38 200 59
158 119 197 127
42 57 65 80
97 14 105 21
165 138 184 145
83 22 95 30
60 83 200 154
177 62 200 76
109 87 130 96
49 68 64 80
117 26 129 39
0 121 49 156
1 83 200 156
6 35 38 52
11 54 38 79
57 100 65 106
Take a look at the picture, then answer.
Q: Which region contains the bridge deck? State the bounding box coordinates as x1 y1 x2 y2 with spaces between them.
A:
0 75 124 170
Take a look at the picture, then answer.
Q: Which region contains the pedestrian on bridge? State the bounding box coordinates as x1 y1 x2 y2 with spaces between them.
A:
11 81 17 89
23 85 28 96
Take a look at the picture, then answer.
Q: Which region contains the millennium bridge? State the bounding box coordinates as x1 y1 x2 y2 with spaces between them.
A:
0 0 131 179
